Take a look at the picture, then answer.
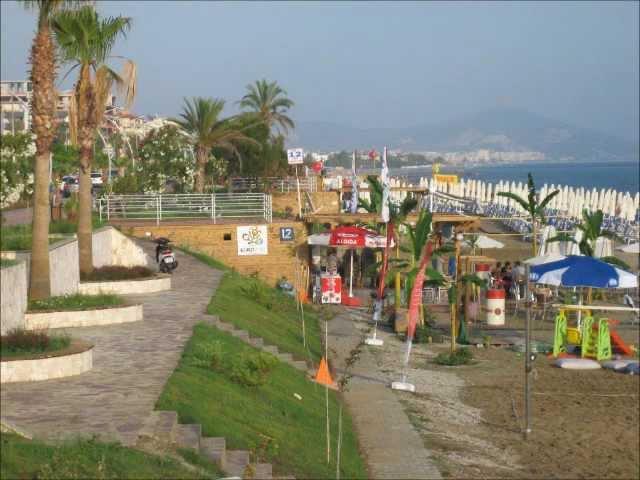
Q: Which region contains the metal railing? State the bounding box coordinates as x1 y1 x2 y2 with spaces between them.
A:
230 176 317 193
99 193 272 224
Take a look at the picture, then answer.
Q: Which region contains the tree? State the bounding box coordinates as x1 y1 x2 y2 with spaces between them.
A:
239 79 295 137
0 133 35 207
173 97 259 192
22 0 80 299
53 5 136 275
497 173 559 257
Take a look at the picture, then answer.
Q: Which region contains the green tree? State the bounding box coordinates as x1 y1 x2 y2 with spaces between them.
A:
53 5 136 275
497 173 559 257
239 79 295 137
173 97 259 192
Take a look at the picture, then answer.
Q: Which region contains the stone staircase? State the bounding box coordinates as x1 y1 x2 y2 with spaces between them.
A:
204 315 314 376
136 315 312 479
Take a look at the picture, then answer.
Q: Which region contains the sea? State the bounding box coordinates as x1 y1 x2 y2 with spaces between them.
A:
393 161 640 193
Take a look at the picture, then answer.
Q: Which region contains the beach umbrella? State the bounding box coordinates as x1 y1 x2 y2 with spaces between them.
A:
617 242 640 254
594 237 613 258
524 253 567 266
529 255 637 288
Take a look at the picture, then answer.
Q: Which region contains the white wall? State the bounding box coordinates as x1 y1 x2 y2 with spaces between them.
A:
93 227 151 268
1 261 28 335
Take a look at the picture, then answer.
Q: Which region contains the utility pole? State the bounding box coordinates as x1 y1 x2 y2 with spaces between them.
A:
524 263 533 439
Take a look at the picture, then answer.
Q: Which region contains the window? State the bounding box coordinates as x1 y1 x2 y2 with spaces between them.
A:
223 233 232 241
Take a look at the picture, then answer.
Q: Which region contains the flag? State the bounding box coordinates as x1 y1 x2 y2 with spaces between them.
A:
380 146 390 223
351 150 358 214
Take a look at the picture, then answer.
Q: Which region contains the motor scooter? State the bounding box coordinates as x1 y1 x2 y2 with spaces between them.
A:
154 237 178 274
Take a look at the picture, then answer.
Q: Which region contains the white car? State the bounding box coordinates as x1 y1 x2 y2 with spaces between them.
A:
91 172 103 186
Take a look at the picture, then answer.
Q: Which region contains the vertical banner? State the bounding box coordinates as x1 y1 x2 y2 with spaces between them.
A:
380 146 390 223
351 150 358 214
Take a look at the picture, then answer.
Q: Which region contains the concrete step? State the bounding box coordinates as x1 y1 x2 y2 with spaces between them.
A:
262 345 279 355
249 337 264 348
216 321 235 332
200 436 226 469
255 463 273 479
291 361 308 371
137 410 178 443
231 329 250 339
226 450 251 478
276 353 293 362
174 423 201 451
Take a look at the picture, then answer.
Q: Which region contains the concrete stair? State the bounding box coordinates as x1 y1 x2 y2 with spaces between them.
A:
175 423 201 451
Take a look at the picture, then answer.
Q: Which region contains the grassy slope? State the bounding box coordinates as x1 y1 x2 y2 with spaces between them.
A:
208 271 323 363
0 433 222 479
156 323 366 479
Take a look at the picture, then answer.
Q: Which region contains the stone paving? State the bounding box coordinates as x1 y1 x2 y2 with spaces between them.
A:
328 309 442 479
0 242 222 446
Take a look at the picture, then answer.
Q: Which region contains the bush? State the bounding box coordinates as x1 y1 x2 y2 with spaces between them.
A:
413 323 432 344
81 266 154 282
434 348 473 366
239 274 295 313
188 340 224 370
230 351 278 387
1 328 70 357
28 293 123 312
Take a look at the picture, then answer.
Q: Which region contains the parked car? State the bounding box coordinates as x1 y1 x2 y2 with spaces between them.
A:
91 172 104 186
62 176 79 198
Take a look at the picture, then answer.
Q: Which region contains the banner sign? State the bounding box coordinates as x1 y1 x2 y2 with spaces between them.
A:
287 148 304 165
434 174 459 184
237 225 268 256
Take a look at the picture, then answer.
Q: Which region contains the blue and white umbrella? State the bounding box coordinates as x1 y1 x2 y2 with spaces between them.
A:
529 255 637 288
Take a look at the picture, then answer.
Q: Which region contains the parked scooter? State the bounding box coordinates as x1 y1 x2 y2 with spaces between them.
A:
154 237 178 274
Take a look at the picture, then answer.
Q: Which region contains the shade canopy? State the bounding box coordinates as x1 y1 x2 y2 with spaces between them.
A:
463 234 504 249
529 255 637 288
307 225 393 248
524 254 567 266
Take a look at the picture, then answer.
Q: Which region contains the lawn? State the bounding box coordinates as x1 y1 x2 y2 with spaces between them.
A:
208 270 323 363
0 433 222 479
156 323 367 479
27 293 124 312
0 217 106 251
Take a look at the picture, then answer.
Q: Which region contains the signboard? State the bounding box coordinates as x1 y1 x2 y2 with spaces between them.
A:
287 148 304 165
434 174 459 184
279 227 295 242
237 225 268 256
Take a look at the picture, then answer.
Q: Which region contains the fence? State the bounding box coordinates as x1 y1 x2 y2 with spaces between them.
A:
99 193 272 225
230 176 317 193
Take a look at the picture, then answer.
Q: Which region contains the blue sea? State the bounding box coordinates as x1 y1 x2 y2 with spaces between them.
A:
395 161 640 193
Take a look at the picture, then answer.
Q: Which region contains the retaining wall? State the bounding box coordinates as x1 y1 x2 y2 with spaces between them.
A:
1 345 93 383
79 276 170 295
25 304 143 330
0 262 28 335
93 227 152 268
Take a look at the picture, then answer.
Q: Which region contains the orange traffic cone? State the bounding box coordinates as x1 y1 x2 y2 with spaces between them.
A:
314 357 337 388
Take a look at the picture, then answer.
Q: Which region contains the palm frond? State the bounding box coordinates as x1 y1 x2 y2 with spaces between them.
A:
497 191 530 214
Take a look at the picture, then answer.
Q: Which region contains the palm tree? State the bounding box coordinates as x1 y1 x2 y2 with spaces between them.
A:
53 5 136 275
239 79 295 137
497 173 559 257
548 208 628 269
22 0 81 299
173 97 260 192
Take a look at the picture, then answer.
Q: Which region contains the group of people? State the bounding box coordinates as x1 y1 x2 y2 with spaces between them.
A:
491 260 526 298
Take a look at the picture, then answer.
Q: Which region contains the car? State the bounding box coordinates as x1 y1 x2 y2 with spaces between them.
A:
91 172 104 186
62 176 79 197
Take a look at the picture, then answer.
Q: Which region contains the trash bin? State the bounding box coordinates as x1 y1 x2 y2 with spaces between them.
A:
486 289 506 326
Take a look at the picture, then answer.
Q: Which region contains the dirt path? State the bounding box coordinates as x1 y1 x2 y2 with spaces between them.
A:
327 308 441 479
1 243 222 446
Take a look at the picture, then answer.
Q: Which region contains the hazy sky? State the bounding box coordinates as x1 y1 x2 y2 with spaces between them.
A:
2 1 638 141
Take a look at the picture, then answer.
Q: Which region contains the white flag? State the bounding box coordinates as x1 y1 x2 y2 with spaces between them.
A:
381 146 390 223
351 150 358 214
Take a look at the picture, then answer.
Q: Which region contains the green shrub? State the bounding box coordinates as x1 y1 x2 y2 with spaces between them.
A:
230 351 278 387
0 258 19 268
434 347 473 366
239 274 295 313
188 340 224 370
81 266 154 282
1 328 70 357
413 323 432 344
28 293 123 312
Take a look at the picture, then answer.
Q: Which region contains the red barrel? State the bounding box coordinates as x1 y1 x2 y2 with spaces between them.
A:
486 289 506 325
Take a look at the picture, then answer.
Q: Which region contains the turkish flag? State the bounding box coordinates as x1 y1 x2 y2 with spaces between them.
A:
368 149 377 160
312 161 323 173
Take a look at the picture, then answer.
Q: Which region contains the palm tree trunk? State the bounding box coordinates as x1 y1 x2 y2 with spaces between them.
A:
531 218 538 257
76 65 97 276
28 23 57 299
194 146 208 193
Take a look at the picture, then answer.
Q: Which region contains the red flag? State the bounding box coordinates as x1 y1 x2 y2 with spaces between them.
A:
406 241 434 340
368 149 377 160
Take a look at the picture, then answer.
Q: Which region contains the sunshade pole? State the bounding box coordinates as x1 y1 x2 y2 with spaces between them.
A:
524 263 532 440
349 250 354 297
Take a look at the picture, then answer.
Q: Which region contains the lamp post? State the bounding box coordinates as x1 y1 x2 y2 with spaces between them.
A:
451 230 464 352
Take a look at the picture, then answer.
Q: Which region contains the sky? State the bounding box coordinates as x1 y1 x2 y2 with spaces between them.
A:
1 1 638 142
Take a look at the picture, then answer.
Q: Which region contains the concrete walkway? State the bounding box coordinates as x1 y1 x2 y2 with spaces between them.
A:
1 243 222 446
328 309 441 479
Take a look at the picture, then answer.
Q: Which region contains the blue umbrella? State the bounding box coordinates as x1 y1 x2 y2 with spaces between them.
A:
529 255 637 289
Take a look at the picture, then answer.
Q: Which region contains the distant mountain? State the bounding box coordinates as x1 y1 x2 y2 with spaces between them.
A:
289 108 639 161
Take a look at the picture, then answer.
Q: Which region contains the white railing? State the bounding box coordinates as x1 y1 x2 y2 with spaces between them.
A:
230 176 317 193
99 193 272 225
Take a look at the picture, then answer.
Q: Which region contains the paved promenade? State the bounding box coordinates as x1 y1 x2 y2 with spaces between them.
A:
329 309 442 479
1 244 222 445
